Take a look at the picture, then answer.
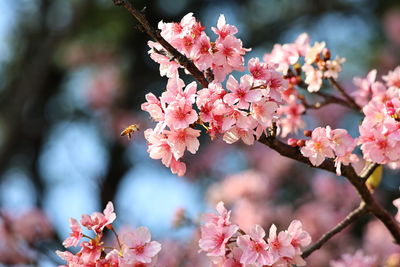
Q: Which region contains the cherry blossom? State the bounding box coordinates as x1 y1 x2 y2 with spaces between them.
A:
237 224 275 266
301 127 335 166
330 250 377 267
122 227 162 264
62 218 83 248
80 201 116 234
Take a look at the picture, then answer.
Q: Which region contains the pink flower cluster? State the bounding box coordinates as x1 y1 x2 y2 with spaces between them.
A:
142 13 289 176
198 202 311 267
152 13 248 82
0 209 53 265
300 126 361 175
356 66 400 167
57 202 162 266
264 33 345 93
330 250 377 267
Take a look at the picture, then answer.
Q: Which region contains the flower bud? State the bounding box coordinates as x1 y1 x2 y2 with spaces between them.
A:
303 130 312 137
322 48 331 60
288 138 298 147
387 108 396 117
297 139 306 147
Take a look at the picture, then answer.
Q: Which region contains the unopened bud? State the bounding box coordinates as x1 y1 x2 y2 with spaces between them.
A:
386 100 394 108
387 108 396 117
297 139 306 147
303 130 312 137
288 138 298 147
322 48 331 60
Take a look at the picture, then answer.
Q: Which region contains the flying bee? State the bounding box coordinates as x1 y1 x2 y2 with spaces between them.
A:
120 124 140 140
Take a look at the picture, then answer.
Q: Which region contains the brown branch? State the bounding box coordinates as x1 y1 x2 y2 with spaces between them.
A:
258 134 400 245
297 81 359 112
111 0 400 250
302 202 368 258
112 0 209 88
328 77 361 111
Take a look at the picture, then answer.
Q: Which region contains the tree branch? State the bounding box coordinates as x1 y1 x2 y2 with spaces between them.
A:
258 134 400 244
302 202 368 258
328 77 361 111
297 81 359 112
112 0 400 248
112 0 209 88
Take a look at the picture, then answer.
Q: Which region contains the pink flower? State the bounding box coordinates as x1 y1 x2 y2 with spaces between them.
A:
326 126 356 156
79 240 103 263
221 247 244 267
250 100 278 127
264 43 299 75
165 127 200 159
122 227 162 264
141 93 164 122
224 75 262 109
324 56 346 79
169 157 187 176
164 98 198 130
278 95 305 137
62 218 83 248
161 77 197 104
301 127 334 166
203 201 233 227
383 66 400 89
56 250 81 265
144 129 173 166
80 201 116 234
237 225 275 266
302 64 323 92
330 250 377 267
223 114 258 145
359 125 399 164
352 69 377 106
148 41 180 78
267 224 295 260
212 14 238 39
199 223 239 257
294 33 310 57
191 34 213 71
213 35 247 81
286 220 311 253
248 57 270 81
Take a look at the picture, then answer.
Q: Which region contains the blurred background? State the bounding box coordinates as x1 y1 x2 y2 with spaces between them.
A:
0 0 399 266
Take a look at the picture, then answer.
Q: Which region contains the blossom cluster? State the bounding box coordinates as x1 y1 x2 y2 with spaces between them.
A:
264 33 345 93
298 126 361 175
198 202 311 267
330 249 377 267
143 14 288 176
355 67 400 167
57 202 162 266
152 13 248 81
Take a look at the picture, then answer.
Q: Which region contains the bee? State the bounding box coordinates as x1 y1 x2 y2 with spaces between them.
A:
120 124 140 140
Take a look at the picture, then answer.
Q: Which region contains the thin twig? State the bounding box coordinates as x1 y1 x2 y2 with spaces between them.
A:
297 81 359 112
328 77 361 111
112 0 209 88
302 203 368 258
